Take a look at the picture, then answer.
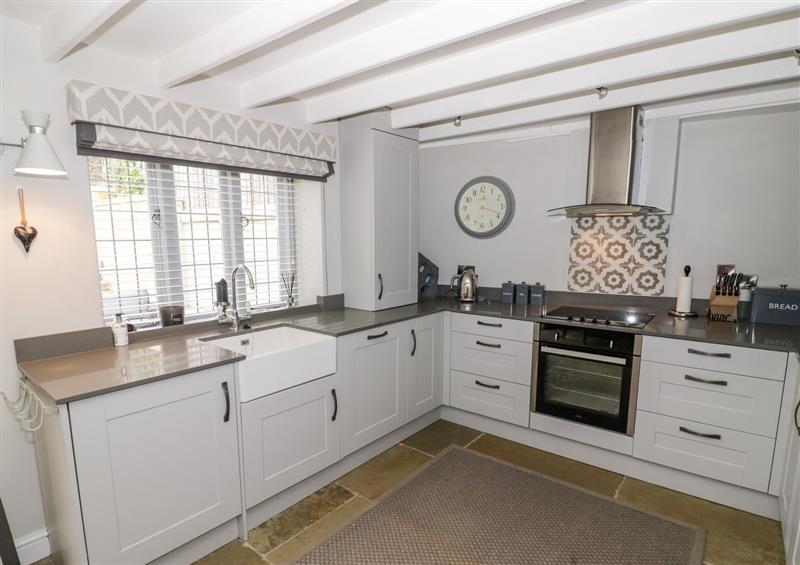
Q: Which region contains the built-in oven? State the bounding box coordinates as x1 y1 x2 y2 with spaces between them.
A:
532 322 641 435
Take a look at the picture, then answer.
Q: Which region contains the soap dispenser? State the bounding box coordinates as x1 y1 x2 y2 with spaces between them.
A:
112 313 129 347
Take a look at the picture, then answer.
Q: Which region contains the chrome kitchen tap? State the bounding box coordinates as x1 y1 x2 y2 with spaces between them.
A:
229 264 255 332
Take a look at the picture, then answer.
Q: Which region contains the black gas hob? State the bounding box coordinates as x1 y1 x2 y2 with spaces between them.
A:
543 306 654 329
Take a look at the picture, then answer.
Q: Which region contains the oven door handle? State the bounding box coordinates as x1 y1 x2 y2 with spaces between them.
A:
540 345 628 366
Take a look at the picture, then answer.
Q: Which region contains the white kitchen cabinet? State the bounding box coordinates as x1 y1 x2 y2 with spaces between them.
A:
450 369 530 426
408 314 443 420
69 365 241 565
638 360 783 437
634 410 775 492
451 313 534 342
340 110 419 311
450 331 533 386
641 336 788 380
780 355 800 563
241 373 341 509
340 320 411 455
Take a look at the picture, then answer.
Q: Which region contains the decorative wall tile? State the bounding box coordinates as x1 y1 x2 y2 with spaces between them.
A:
568 216 671 296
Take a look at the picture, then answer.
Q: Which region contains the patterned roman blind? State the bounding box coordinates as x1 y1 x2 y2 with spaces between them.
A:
67 81 336 181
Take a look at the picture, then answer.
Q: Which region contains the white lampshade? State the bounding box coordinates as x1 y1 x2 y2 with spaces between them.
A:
14 110 66 177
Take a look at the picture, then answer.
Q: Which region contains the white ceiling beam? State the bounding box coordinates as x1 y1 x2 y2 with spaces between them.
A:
417 57 800 142
419 118 590 149
304 1 798 123
239 0 578 108
392 16 800 128
156 0 356 88
39 0 131 62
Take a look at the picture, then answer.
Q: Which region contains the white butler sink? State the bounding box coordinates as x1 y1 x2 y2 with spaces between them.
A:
207 326 336 402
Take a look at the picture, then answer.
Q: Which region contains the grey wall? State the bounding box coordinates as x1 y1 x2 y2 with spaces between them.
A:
419 132 584 291
419 105 800 299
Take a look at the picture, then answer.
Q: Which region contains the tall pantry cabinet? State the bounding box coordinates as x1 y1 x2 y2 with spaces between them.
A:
340 111 419 311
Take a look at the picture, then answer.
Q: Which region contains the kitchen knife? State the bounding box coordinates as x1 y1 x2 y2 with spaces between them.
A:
734 273 744 296
716 274 722 295
721 274 729 296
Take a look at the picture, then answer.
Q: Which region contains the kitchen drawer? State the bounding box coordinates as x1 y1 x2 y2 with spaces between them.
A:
641 336 787 381
638 361 783 437
633 411 775 492
451 313 534 343
450 331 533 385
450 370 530 426
351 321 406 348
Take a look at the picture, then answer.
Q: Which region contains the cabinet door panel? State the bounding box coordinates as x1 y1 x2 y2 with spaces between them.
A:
638 361 782 437
633 411 774 492
242 374 340 508
780 357 800 561
342 323 408 454
450 331 533 385
373 130 418 310
450 370 530 426
641 336 787 380
409 315 443 420
70 366 240 565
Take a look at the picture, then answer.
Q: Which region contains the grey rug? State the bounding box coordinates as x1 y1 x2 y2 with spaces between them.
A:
297 446 705 564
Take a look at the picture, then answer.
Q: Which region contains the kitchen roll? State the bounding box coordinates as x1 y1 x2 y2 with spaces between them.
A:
675 276 693 313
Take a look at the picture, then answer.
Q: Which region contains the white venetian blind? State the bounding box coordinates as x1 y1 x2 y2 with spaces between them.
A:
89 156 299 328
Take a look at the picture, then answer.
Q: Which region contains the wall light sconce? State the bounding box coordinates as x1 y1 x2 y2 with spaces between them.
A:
1 110 66 177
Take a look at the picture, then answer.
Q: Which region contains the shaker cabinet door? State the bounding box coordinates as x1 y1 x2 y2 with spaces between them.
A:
341 322 409 455
372 129 418 310
70 366 241 565
241 373 341 508
408 314 443 420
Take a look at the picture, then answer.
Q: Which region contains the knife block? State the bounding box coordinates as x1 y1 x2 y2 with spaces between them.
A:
708 288 739 322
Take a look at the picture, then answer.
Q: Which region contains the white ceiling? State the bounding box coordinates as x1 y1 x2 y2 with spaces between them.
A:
1 0 798 141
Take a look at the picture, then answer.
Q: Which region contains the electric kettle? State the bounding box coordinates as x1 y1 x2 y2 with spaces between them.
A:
451 268 478 303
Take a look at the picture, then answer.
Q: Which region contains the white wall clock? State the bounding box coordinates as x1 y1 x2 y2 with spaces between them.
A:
454 176 515 238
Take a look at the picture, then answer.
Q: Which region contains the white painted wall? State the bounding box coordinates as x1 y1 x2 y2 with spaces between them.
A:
0 16 341 561
420 104 800 296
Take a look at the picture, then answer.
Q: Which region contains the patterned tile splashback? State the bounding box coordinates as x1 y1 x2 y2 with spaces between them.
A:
568 216 671 296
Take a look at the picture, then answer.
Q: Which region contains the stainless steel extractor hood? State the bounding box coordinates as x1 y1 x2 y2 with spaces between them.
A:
548 106 666 217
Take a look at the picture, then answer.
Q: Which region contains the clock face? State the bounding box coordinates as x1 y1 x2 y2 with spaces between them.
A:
454 176 515 238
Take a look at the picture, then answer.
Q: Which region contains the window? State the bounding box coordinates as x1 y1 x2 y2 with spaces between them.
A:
89 157 299 328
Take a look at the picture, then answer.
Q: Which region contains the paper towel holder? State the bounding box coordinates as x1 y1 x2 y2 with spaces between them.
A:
669 265 699 318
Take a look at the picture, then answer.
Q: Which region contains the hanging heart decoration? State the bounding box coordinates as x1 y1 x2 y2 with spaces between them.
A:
14 188 37 253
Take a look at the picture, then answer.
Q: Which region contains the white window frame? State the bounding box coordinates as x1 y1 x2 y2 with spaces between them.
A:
90 157 298 328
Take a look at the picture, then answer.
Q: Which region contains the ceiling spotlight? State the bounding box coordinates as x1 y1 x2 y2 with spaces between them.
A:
454 116 463 127
596 87 608 99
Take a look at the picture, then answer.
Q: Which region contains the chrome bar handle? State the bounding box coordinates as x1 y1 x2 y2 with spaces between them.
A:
679 426 721 440
687 348 731 359
685 374 728 386
222 382 230 423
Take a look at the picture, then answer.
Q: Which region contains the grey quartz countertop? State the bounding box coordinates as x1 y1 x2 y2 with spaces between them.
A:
19 297 800 404
17 334 246 405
